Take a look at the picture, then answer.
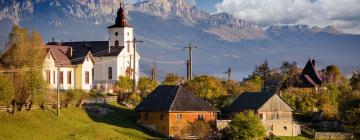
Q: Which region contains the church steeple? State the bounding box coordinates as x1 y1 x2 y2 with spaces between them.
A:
108 3 130 28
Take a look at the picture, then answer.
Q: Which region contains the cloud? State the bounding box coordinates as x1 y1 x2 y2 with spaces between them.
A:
215 0 360 34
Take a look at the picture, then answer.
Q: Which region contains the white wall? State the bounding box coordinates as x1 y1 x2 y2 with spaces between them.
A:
43 53 74 90
81 55 94 90
93 56 118 84
108 27 133 47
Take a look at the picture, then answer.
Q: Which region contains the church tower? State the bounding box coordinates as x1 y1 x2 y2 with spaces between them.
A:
107 3 133 51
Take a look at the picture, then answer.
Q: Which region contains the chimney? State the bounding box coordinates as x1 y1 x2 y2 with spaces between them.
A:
312 59 316 67
108 39 111 53
68 47 73 57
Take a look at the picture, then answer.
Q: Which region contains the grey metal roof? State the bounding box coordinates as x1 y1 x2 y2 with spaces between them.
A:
135 85 219 112
226 92 275 112
47 41 124 57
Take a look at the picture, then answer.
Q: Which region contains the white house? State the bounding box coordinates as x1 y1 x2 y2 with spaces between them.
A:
48 4 140 93
43 45 95 91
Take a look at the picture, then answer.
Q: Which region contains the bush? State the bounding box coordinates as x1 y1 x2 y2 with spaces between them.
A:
128 92 141 105
0 74 14 105
220 111 265 140
185 120 212 139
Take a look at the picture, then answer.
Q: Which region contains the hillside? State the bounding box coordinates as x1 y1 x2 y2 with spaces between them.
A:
0 103 162 140
0 0 360 79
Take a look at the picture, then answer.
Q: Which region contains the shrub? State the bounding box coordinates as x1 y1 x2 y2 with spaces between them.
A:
0 74 14 105
220 111 265 140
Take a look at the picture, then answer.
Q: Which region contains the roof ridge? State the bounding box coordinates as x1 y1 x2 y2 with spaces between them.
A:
168 85 180 111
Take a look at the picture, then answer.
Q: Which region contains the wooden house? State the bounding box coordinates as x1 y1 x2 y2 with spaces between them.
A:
226 92 301 136
135 85 219 138
296 59 325 92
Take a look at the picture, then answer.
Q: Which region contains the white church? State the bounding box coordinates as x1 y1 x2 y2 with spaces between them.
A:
45 4 140 92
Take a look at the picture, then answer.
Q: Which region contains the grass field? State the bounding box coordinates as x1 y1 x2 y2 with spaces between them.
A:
0 103 163 140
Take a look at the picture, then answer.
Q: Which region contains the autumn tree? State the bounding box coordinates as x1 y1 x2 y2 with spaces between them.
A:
138 77 157 98
252 60 271 81
0 73 14 105
115 76 133 100
220 111 265 140
162 73 183 85
350 73 360 91
326 65 341 83
240 75 263 92
0 26 47 109
280 61 299 89
222 80 242 96
184 75 226 107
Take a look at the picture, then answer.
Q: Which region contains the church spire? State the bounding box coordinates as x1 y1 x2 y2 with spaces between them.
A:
108 3 130 28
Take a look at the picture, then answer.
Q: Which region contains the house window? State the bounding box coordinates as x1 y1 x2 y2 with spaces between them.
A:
176 114 182 120
115 40 119 46
45 70 50 83
259 113 264 120
85 71 90 84
127 42 130 53
47 54 50 59
115 32 118 36
145 113 149 120
108 67 112 80
160 114 165 120
59 71 64 84
86 56 89 61
198 114 205 120
92 68 94 81
53 71 56 84
67 71 72 84
284 126 287 130
272 113 279 120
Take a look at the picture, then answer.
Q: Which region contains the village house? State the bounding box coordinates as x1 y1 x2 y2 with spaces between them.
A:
135 85 219 138
225 92 301 136
47 4 140 93
43 45 95 91
295 59 325 92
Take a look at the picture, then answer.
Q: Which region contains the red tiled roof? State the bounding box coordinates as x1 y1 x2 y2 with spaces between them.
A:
45 45 72 67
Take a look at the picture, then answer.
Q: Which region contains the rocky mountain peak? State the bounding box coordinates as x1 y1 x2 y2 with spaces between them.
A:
266 24 342 35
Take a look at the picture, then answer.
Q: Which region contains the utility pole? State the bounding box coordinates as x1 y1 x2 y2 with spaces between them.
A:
151 62 157 82
225 67 232 81
57 67 60 117
128 37 143 93
184 43 197 81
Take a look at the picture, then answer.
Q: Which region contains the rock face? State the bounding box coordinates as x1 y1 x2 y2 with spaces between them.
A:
0 0 359 79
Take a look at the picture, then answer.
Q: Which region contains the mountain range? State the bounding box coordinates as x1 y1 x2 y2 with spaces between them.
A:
1 0 360 80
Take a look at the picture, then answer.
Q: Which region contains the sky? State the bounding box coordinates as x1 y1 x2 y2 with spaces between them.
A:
197 0 360 34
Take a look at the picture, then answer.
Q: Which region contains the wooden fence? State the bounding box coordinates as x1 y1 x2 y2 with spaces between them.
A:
0 96 118 112
315 132 354 140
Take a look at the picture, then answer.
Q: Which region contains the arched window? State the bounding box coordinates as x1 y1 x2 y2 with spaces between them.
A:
108 67 112 80
115 40 119 46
